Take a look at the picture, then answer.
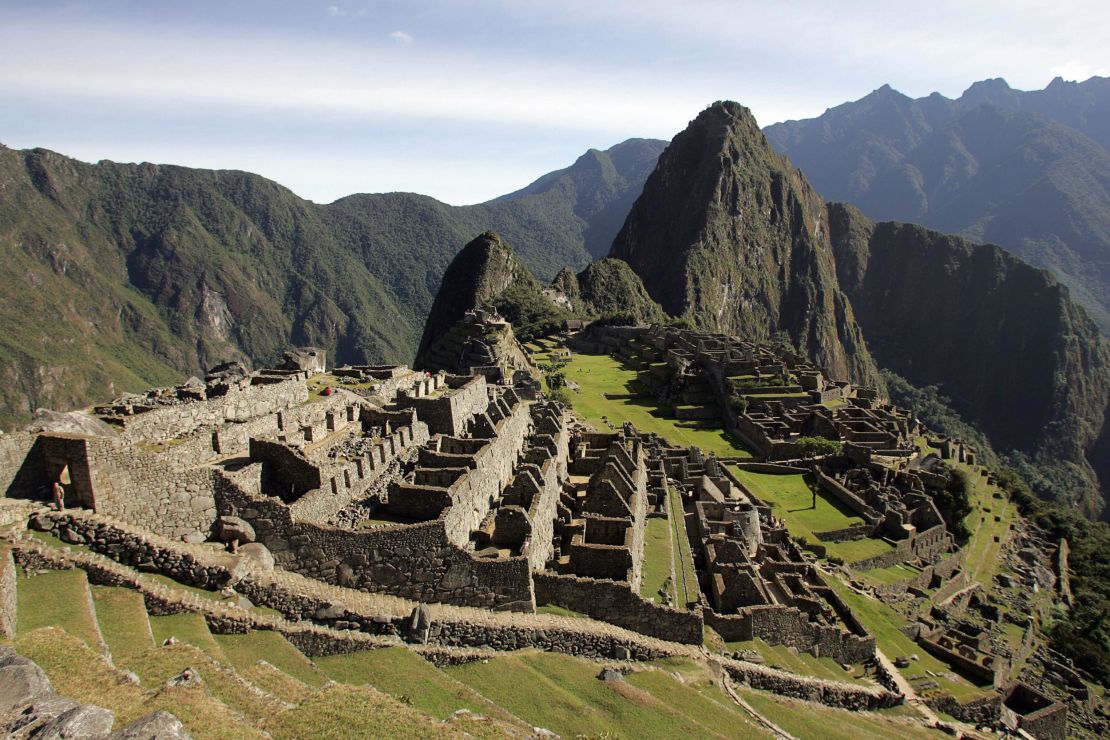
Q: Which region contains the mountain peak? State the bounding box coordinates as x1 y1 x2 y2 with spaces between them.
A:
609 100 881 386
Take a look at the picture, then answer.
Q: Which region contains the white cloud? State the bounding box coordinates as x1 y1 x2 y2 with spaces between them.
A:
326 5 341 16
390 30 413 45
1050 59 1109 81
0 21 716 138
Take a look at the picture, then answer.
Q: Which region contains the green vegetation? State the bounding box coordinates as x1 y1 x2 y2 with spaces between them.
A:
998 468 1110 686
726 638 870 685
824 578 987 700
16 569 103 649
739 688 942 739
639 516 675 605
0 138 667 428
730 467 893 562
147 613 227 664
16 627 268 739
794 436 844 458
667 487 701 608
314 647 510 722
91 586 154 663
265 684 457 740
561 350 754 457
214 631 326 687
445 651 763 739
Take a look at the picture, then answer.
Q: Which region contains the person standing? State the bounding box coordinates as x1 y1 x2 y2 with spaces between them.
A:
51 480 66 511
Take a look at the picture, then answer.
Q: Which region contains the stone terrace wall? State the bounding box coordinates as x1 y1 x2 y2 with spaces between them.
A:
16 508 681 662
111 374 308 443
705 605 875 664
395 375 488 436
721 660 901 710
0 544 16 638
84 437 218 540
217 472 534 610
534 572 703 644
441 398 531 545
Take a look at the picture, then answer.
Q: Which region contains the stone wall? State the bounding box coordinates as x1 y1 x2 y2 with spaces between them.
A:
441 398 532 546
216 472 535 610
0 432 43 500
534 572 703 644
395 375 489 436
83 437 218 540
721 660 901 710
15 510 680 663
704 605 875 664
0 545 16 639
111 374 308 443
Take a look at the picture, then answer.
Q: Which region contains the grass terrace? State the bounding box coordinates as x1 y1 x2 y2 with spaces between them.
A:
739 688 944 739
729 466 894 563
824 576 989 701
444 650 771 739
725 637 872 685
560 350 754 458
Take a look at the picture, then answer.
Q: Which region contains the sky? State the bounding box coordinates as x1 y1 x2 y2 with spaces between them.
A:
0 1 1107 205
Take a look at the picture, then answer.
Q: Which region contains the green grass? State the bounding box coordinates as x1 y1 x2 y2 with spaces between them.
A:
446 650 762 739
16 568 102 649
561 350 754 457
214 631 326 687
960 465 1015 591
241 660 315 704
858 563 923 586
536 603 589 618
315 646 514 723
147 612 227 665
740 688 943 739
730 467 894 563
668 487 700 608
16 627 266 739
726 638 870 684
824 577 987 701
91 586 154 663
640 516 675 605
265 684 456 740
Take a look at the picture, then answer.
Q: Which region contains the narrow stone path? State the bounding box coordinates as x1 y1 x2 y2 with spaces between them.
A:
873 648 940 725
709 660 795 740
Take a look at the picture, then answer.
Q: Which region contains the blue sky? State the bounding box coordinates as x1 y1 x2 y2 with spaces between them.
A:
1 1 1106 204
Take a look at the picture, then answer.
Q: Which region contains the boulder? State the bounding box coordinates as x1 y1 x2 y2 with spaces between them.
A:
0 662 52 713
34 704 115 739
597 667 624 683
181 532 207 545
109 710 191 739
214 517 255 544
236 543 273 572
166 668 203 689
5 695 80 737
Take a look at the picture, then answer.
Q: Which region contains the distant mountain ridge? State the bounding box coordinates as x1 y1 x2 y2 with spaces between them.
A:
764 76 1110 332
0 137 665 428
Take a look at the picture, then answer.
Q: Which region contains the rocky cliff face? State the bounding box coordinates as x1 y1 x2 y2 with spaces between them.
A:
551 258 666 324
609 102 881 387
828 202 1110 516
764 77 1110 334
415 231 541 366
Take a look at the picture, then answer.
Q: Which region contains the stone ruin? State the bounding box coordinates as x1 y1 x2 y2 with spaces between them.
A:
0 334 1081 734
